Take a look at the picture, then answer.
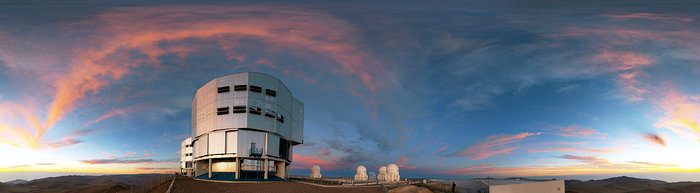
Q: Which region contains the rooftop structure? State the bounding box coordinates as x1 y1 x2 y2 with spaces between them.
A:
188 72 304 181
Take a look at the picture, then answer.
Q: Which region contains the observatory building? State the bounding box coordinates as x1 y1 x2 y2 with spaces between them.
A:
187 72 304 181
179 137 193 176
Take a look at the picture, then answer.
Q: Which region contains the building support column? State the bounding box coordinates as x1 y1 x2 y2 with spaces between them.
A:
264 158 269 179
235 157 240 180
208 158 212 178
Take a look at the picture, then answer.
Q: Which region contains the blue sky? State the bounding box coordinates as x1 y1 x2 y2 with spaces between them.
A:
1 0 700 182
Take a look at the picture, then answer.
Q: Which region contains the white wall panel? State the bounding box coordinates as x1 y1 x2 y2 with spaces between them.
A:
194 135 208 157
226 131 238 154
208 131 225 155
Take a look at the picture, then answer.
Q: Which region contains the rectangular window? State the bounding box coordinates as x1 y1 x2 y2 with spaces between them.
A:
234 85 247 91
250 85 262 93
277 114 285 123
232 106 246 113
265 89 277 97
217 86 230 93
264 109 276 118
249 106 262 115
216 107 229 115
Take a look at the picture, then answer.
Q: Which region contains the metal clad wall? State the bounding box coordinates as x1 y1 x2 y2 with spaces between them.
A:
237 130 265 157
191 72 302 162
291 98 304 143
208 131 226 154
225 131 238 154
267 134 280 157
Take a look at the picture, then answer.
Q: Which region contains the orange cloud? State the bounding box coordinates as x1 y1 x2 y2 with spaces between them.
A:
0 5 389 151
654 89 700 142
455 132 541 160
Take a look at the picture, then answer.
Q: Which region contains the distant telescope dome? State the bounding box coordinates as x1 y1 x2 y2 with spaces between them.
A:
386 163 400 182
354 165 368 181
377 166 387 181
310 165 322 179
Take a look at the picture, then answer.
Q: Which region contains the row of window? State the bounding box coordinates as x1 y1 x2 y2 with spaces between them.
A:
218 85 277 97
185 144 192 148
216 105 285 123
184 153 192 156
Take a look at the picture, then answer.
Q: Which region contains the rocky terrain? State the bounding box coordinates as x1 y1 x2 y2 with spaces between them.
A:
0 174 171 193
566 176 700 193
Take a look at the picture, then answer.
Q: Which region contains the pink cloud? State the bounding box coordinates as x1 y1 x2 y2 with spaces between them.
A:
396 157 418 170
557 125 607 138
438 145 448 153
455 132 541 160
654 89 700 142
559 155 610 164
0 5 392 151
528 147 618 154
291 153 338 170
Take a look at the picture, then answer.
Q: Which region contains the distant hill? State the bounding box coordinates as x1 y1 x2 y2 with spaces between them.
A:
566 176 700 193
4 179 28 185
0 174 172 193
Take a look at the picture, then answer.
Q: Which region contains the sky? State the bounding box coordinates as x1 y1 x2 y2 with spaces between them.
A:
1 0 700 182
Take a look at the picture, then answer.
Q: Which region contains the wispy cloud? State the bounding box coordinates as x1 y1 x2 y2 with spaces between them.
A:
453 132 541 160
396 157 417 170
81 159 159 164
603 13 694 22
528 147 619 154
556 125 607 138
558 155 610 164
654 89 700 142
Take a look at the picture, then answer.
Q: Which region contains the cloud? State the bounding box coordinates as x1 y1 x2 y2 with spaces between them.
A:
627 161 677 167
450 84 505 111
135 167 174 171
603 13 694 22
291 153 336 170
81 158 159 164
528 147 618 154
0 5 391 151
558 155 610 164
82 107 138 128
453 132 541 160
558 84 581 94
654 89 700 142
396 157 417 170
556 126 607 138
643 133 667 147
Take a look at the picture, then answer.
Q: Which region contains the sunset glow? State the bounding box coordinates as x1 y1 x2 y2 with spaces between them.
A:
1 1 699 182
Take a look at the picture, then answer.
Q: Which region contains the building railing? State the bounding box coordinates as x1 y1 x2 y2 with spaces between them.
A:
250 147 263 157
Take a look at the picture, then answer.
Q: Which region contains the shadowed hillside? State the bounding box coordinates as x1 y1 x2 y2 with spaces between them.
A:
0 174 172 193
566 176 700 193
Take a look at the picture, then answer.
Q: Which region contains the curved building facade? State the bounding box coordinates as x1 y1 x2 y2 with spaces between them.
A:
191 72 303 180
